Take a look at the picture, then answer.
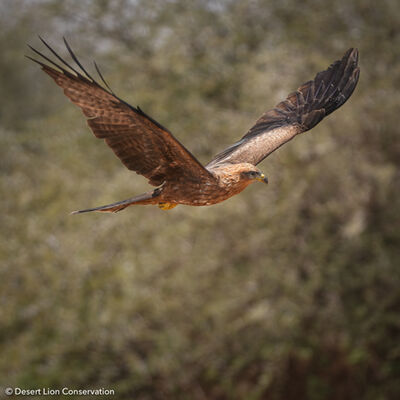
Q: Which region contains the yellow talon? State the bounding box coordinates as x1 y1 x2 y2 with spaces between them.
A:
158 202 178 210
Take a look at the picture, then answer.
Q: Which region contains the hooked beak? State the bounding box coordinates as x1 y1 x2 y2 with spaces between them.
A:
257 173 268 184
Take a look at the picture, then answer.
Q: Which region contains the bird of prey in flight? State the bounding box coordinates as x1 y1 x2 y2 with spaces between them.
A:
28 38 359 213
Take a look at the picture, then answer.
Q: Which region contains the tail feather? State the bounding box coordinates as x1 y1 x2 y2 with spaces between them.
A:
70 190 159 214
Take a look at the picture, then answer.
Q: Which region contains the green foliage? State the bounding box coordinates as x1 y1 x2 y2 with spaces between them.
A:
1 0 399 399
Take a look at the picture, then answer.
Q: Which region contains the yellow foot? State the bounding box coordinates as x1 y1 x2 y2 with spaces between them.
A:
158 202 178 210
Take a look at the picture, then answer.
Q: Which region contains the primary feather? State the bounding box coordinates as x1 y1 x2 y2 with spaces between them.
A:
207 48 360 167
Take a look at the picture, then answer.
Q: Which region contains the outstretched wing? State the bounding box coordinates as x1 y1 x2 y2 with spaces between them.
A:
207 48 360 168
28 37 214 186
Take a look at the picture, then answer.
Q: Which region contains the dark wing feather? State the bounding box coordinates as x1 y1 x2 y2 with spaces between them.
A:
207 48 360 168
28 38 214 186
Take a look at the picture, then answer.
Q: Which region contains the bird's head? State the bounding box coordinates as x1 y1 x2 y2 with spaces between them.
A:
211 163 268 188
240 165 268 184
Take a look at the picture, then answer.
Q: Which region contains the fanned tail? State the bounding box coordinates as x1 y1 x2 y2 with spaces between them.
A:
71 190 160 214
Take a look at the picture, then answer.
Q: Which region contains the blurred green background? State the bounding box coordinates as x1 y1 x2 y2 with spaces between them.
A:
1 0 399 399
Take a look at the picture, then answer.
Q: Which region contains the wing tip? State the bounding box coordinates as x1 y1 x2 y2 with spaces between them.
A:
27 37 176 136
207 47 360 167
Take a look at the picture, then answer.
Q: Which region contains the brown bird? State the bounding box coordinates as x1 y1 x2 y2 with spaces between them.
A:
28 38 359 213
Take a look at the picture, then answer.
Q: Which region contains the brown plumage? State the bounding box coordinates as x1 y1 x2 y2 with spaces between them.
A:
28 38 360 213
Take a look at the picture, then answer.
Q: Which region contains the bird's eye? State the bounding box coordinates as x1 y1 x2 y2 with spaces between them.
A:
241 171 257 179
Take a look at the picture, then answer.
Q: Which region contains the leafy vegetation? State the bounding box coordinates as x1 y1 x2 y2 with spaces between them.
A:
1 0 399 399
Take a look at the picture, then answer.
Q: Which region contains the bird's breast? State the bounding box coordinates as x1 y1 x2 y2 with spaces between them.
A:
161 176 251 206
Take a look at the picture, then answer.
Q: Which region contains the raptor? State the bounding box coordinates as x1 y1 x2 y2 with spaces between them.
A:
28 39 359 213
